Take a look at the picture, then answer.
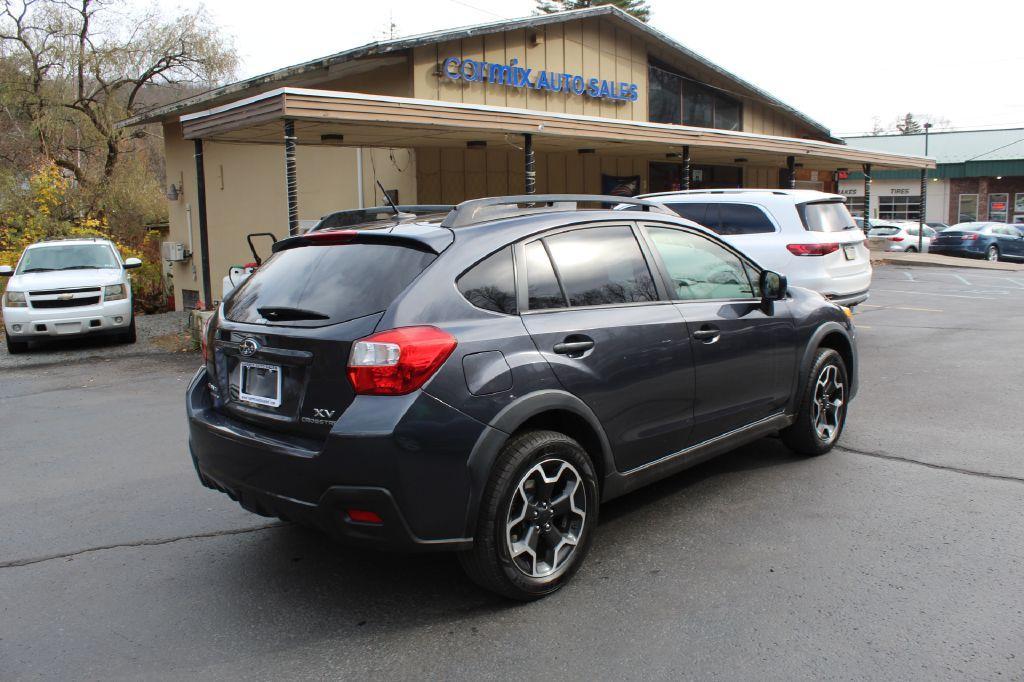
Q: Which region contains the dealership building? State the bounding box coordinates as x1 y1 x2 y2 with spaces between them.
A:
125 6 931 309
839 128 1024 226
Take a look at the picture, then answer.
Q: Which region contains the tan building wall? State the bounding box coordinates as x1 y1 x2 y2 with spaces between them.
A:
163 123 416 306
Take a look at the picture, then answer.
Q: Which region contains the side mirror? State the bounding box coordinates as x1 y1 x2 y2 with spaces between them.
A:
0 265 12 277
760 270 787 301
123 257 142 269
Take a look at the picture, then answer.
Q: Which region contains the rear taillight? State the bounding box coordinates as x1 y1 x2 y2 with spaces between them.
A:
889 236 904 242
787 243 841 256
200 315 213 362
962 233 979 241
347 326 457 395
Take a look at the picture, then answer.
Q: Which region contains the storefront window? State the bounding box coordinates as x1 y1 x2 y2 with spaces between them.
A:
683 85 714 128
988 193 1009 222
649 162 742 192
958 194 978 222
648 62 742 132
844 197 866 217
879 195 921 221
649 66 681 127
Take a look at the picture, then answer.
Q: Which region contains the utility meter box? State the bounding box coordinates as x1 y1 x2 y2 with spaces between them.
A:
161 242 187 262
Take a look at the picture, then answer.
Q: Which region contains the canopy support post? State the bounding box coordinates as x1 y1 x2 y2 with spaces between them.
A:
193 139 212 308
285 119 299 235
681 145 691 190
524 133 536 195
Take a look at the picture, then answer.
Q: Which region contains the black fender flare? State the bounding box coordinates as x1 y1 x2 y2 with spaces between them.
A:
789 321 856 414
461 389 616 538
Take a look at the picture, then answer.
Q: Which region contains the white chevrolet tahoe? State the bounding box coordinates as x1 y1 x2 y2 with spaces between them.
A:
1 238 141 354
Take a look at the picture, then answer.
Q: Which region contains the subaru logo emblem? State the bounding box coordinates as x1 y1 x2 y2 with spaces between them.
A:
239 338 259 357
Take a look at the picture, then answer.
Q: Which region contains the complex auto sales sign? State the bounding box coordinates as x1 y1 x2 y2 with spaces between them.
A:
441 57 639 102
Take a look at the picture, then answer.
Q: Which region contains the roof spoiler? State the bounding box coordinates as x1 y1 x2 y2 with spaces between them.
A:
308 205 455 232
441 194 676 228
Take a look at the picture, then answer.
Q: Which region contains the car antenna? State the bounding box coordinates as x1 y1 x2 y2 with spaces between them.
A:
377 180 414 219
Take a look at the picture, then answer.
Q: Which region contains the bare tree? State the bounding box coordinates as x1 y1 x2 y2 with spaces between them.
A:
0 0 236 187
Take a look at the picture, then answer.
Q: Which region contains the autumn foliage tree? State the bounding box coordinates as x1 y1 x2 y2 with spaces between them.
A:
0 0 236 245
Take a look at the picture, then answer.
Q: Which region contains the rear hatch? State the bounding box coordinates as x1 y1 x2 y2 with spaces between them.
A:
207 229 447 440
931 230 973 246
795 199 870 278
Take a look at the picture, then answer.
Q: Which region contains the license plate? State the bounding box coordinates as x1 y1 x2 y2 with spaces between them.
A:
238 362 281 408
843 244 857 260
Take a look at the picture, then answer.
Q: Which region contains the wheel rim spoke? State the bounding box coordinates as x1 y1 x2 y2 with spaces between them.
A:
812 364 845 443
505 458 587 578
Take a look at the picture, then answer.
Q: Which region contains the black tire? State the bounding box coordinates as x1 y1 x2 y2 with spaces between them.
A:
5 334 28 354
121 315 137 344
458 429 599 601
781 348 848 456
905 246 917 253
987 245 1000 262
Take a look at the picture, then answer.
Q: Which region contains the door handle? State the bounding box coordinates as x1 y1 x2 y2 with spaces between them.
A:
553 337 595 356
692 326 721 343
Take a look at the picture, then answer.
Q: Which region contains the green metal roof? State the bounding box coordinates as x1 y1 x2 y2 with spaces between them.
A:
847 158 1024 180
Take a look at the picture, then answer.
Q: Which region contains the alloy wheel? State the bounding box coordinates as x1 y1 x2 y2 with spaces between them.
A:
812 364 845 444
505 458 587 578
988 246 999 262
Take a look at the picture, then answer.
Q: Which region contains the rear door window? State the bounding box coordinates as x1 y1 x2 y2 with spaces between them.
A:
798 201 857 233
717 204 776 235
542 225 658 307
457 247 517 315
524 241 567 310
666 202 710 227
223 242 436 326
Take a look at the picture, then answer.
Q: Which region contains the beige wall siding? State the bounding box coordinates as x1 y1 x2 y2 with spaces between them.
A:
405 18 827 142
163 123 416 307
413 18 644 123
416 147 649 203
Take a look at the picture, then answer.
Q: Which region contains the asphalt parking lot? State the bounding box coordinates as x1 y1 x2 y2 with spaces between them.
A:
1 264 1022 679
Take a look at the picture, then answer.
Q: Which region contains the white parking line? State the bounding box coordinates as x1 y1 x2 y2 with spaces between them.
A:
901 270 915 282
999 277 1024 289
949 273 971 285
874 289 1006 300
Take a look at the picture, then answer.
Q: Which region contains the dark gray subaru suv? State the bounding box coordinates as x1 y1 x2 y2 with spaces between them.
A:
187 195 857 600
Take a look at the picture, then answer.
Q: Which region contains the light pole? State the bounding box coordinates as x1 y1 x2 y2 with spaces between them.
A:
919 122 933 252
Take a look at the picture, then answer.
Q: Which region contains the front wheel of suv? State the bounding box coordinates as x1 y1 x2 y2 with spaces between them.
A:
781 348 848 456
458 429 599 601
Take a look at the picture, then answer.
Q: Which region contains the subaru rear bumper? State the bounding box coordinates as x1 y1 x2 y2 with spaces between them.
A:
186 367 488 551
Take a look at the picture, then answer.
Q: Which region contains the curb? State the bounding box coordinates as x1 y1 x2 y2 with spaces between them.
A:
872 256 1024 272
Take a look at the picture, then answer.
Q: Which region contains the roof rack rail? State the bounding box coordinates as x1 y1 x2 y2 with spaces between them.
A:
441 194 675 228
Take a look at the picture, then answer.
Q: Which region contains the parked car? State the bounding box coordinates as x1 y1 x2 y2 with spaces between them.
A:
866 222 937 253
187 194 858 600
930 222 1024 262
1 238 141 354
624 189 871 306
926 222 950 231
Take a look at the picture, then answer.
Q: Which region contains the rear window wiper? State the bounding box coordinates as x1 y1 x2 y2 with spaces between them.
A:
257 306 330 322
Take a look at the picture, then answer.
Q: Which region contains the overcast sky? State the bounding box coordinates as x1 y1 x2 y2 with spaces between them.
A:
162 0 1024 137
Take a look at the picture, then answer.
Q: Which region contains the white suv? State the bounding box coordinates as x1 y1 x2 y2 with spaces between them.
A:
1 238 141 354
628 189 872 306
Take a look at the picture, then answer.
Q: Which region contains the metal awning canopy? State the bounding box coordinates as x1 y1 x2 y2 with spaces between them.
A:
179 88 935 172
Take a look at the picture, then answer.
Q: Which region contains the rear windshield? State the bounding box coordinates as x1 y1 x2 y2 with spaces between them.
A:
798 201 857 233
868 227 900 236
223 243 436 327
